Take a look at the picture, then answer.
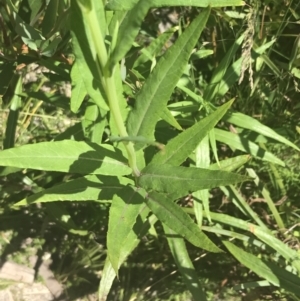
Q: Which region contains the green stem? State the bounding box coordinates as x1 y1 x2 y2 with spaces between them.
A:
78 1 140 177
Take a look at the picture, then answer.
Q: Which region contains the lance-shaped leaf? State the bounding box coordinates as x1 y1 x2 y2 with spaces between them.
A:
107 186 147 274
127 8 210 147
106 0 245 11
14 175 133 206
0 141 131 175
70 60 87 113
209 155 251 171
100 199 151 298
223 241 300 295
108 0 150 70
224 112 300 151
151 100 233 166
163 224 207 300
70 0 109 111
145 191 221 252
138 164 249 198
214 128 285 166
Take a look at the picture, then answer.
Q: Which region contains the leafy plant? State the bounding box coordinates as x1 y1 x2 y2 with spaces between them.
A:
1 0 300 300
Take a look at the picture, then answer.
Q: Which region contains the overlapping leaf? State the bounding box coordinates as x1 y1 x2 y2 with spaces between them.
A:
106 0 245 10
163 224 207 300
107 186 147 274
14 175 133 206
139 164 249 198
214 128 285 166
146 191 221 252
127 8 210 148
0 141 131 175
151 100 233 166
225 112 300 151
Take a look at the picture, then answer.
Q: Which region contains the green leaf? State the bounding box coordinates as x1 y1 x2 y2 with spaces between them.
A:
0 141 131 176
3 75 22 149
0 62 14 96
127 8 210 147
70 60 87 113
14 175 132 206
133 27 177 68
224 112 300 151
203 34 244 102
146 191 221 252
70 1 109 111
198 211 300 274
98 257 117 301
14 12 44 41
99 203 151 299
209 155 251 171
108 0 150 70
42 0 58 37
193 135 211 224
163 224 207 300
151 99 233 166
159 107 183 131
45 203 87 235
107 186 146 274
223 241 280 286
18 0 44 24
224 241 300 294
138 164 249 198
106 0 245 10
214 129 285 166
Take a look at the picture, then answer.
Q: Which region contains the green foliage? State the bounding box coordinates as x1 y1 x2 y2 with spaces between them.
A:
1 0 300 300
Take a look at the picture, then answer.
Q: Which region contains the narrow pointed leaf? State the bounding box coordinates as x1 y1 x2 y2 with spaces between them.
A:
146 191 221 252
127 8 210 146
14 176 132 206
151 100 233 166
133 27 177 68
224 241 279 286
4 75 22 149
159 107 183 131
203 34 244 102
71 1 109 111
70 60 87 113
139 164 249 198
163 224 207 300
99 205 151 300
214 128 285 166
107 186 146 274
225 112 300 151
106 0 245 11
0 141 131 175
98 257 116 301
193 135 211 223
209 155 251 171
108 0 150 70
224 240 300 294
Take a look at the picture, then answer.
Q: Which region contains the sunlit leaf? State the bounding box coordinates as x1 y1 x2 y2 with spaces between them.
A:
0 141 131 175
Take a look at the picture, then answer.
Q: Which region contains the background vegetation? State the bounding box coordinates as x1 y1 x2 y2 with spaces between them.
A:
0 0 300 300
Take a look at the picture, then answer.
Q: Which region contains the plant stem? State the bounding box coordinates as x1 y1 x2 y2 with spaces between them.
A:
78 1 140 177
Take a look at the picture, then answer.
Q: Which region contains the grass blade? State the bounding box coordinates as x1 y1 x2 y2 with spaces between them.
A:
163 224 207 301
214 128 285 166
225 112 300 151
